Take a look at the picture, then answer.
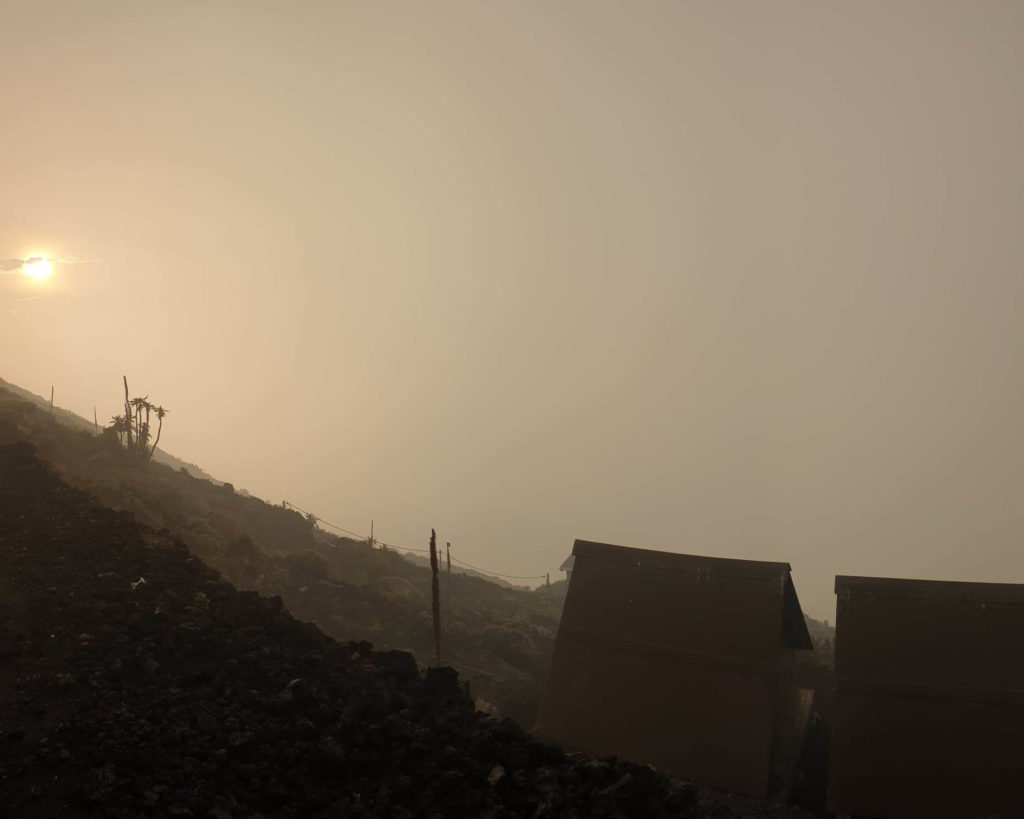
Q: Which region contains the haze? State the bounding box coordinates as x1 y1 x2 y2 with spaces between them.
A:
3 1 1023 618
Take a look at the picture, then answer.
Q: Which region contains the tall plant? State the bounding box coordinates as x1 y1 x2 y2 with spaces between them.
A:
108 376 168 461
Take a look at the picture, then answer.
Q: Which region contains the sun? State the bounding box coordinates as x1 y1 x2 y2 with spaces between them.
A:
23 257 52 280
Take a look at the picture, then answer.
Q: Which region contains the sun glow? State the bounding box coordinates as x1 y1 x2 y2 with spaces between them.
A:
23 257 52 280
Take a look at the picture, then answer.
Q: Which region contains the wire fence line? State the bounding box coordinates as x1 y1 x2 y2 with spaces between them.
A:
448 555 547 580
282 500 552 582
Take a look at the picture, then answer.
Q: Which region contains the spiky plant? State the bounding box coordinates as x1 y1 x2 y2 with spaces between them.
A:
112 378 168 461
150 405 168 456
109 415 127 446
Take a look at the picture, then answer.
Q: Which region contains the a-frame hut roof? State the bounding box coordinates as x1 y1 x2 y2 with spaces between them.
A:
570 539 812 652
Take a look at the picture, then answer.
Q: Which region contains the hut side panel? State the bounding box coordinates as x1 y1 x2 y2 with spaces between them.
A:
540 629 775 796
830 692 1024 819
828 576 1024 819
836 581 1024 690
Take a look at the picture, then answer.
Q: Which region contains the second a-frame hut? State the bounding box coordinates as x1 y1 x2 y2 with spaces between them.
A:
829 575 1024 818
537 540 814 798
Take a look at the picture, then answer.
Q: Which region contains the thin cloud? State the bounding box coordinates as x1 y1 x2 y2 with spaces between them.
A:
0 256 96 274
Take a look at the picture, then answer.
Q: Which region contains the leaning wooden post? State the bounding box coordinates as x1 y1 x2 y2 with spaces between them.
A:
429 529 441 665
49 386 54 414
446 542 452 631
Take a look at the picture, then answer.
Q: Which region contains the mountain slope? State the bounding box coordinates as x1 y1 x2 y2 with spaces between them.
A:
2 440 726 818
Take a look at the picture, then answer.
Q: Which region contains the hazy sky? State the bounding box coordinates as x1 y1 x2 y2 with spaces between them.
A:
3 1 1023 618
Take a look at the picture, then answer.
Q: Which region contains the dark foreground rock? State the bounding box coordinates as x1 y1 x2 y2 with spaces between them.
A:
0 441 814 818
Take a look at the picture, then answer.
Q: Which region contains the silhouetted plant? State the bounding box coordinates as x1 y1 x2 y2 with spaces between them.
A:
108 415 127 446
107 376 168 461
151 404 168 454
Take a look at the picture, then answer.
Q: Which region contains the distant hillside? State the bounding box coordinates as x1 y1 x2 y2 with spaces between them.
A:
804 614 835 645
0 377 220 483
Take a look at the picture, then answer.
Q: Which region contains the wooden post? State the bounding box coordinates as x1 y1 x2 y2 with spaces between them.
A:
94 406 99 434
49 386 54 414
546 572 550 587
446 542 452 631
429 529 441 665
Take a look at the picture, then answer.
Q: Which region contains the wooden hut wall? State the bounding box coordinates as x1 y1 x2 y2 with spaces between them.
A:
829 575 1024 818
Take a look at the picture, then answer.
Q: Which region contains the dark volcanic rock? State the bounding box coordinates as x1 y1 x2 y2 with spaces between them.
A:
0 441 812 817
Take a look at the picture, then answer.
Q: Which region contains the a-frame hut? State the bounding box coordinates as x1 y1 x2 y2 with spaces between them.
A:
537 539 814 798
829 575 1024 818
